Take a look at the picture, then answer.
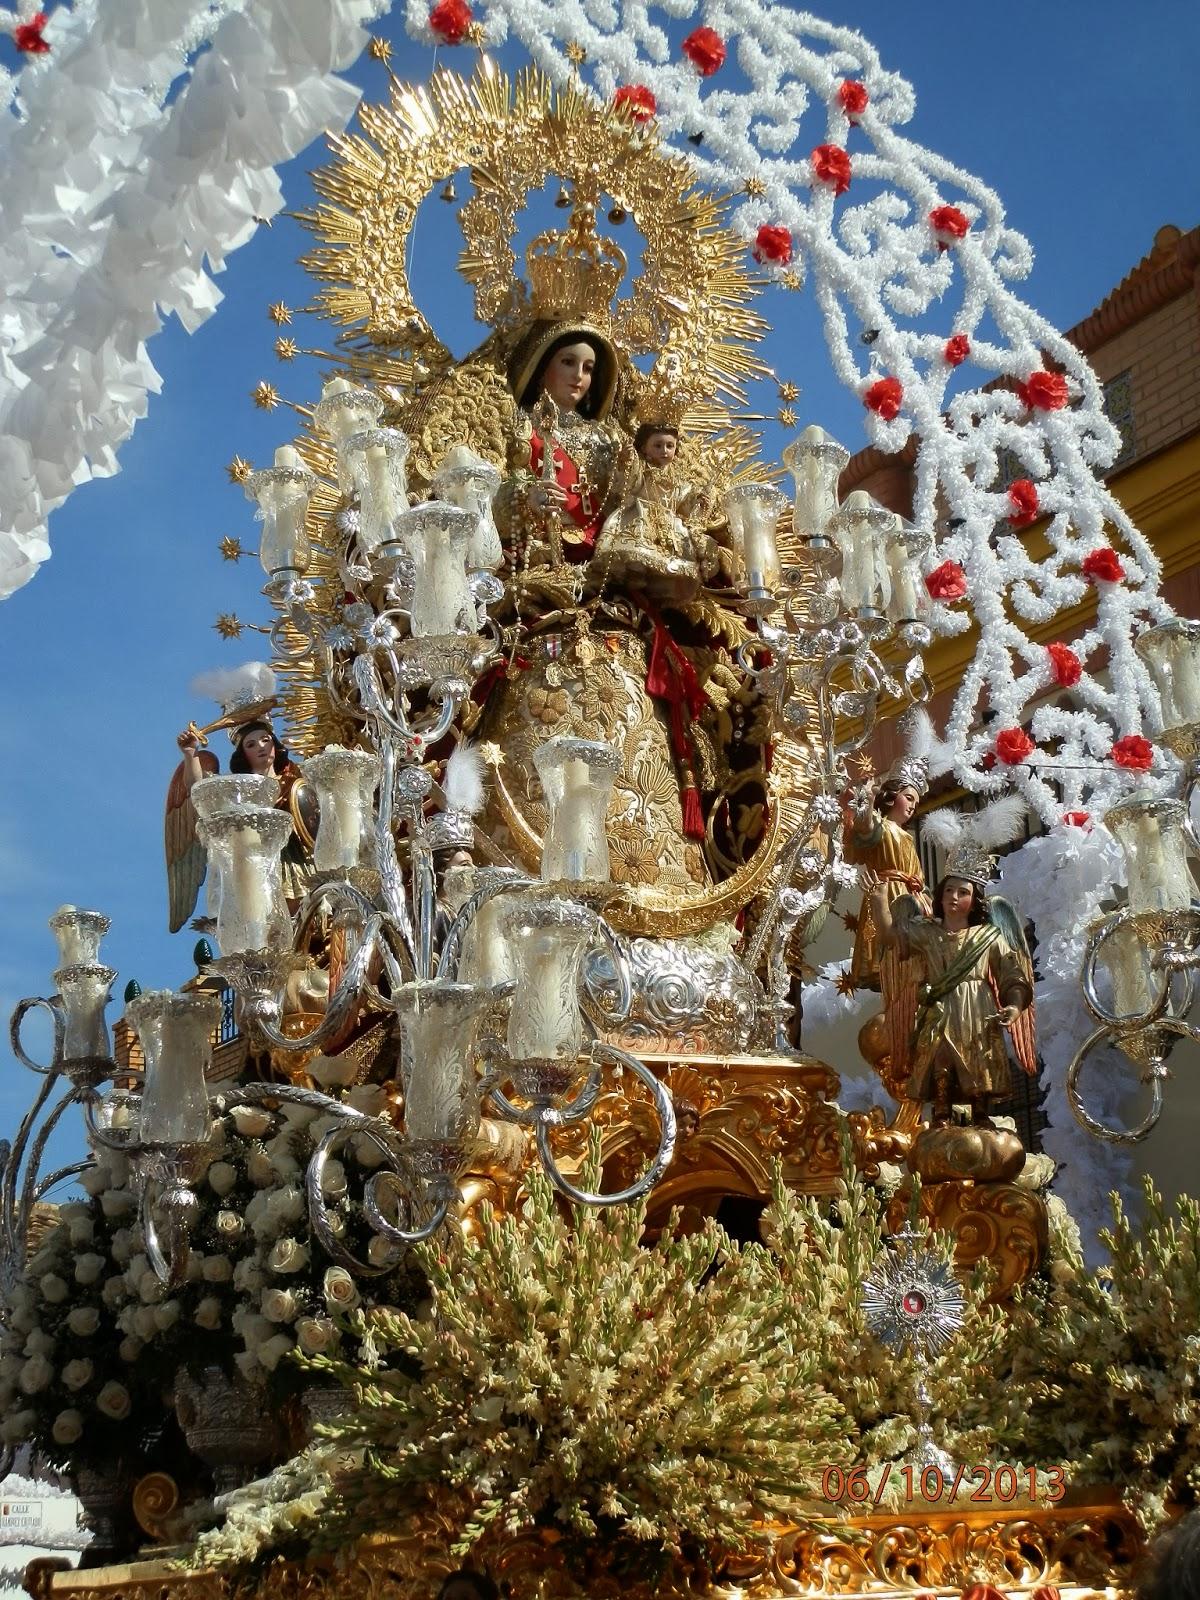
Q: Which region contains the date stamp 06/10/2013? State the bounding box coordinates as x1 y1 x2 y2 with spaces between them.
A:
821 1464 1068 1509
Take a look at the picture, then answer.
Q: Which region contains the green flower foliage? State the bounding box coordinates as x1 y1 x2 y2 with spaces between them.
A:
195 1137 848 1569
1003 1178 1200 1528
766 1141 1037 1481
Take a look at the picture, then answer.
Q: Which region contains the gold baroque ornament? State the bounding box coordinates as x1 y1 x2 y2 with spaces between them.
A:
295 60 768 430
35 1495 1143 1600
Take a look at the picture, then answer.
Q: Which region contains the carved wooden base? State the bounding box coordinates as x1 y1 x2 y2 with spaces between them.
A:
30 1493 1143 1600
556 1052 849 1229
886 1179 1049 1300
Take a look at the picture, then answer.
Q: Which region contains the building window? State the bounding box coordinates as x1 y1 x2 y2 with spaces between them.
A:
1102 369 1136 467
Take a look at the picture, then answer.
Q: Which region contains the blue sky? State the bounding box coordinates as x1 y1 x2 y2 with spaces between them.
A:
2 0 1198 1164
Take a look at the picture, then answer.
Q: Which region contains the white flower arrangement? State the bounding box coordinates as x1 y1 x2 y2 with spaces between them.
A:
0 1103 422 1472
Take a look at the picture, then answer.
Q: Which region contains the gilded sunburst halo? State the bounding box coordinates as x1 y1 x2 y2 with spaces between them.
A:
861 1226 966 1358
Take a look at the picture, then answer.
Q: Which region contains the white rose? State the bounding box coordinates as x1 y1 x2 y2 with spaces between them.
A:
319 1161 348 1201
233 1351 258 1382
215 1210 244 1240
202 1255 233 1284
235 1311 272 1351
74 1251 106 1287
353 1135 385 1170
367 1235 402 1268
139 1271 165 1304
307 1054 357 1089
230 1106 274 1139
267 1237 308 1275
79 1167 107 1198
39 1273 69 1305
67 1215 94 1247
266 1186 305 1229
118 1337 143 1363
208 1161 238 1196
346 1085 387 1117
23 1329 55 1358
322 1267 359 1312
1 1410 36 1444
101 1276 127 1309
7 1284 34 1315
52 1409 84 1445
116 1307 139 1336
295 1317 336 1356
263 1143 301 1184
261 1288 298 1324
0 1354 20 1379
110 1229 135 1266
67 1307 100 1337
58 1202 89 1226
323 1212 346 1239
18 1355 53 1394
245 1149 277 1187
257 1334 294 1372
194 1298 222 1332
133 1307 159 1341
99 1189 135 1219
103 1153 131 1188
233 1259 266 1294
126 1253 150 1283
61 1358 93 1391
95 1380 132 1420
8 1303 35 1335
153 1301 182 1332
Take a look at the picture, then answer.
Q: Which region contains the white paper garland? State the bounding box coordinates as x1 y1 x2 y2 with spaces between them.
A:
0 0 389 600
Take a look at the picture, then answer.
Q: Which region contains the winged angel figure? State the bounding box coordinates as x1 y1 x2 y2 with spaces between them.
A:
865 798 1037 1126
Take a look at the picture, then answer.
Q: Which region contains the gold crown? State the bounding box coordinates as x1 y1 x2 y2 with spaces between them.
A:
632 352 694 433
526 203 627 325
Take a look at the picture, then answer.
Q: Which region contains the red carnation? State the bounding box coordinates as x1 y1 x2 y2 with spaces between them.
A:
864 375 903 420
925 560 967 601
682 26 726 76
753 225 793 265
1007 478 1040 527
944 333 970 367
1018 370 1070 410
13 10 50 51
929 204 971 245
1046 641 1082 687
428 0 472 43
837 79 869 118
996 727 1036 766
613 84 657 123
1061 811 1090 829
1111 733 1154 771
1082 546 1125 583
811 143 852 196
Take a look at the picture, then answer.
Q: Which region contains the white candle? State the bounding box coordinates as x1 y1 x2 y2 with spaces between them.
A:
272 444 309 571
559 757 594 880
461 897 515 987
511 936 578 1059
885 530 920 621
231 824 270 949
319 377 356 445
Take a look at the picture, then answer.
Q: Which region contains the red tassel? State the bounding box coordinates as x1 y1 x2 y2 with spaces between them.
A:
682 783 705 840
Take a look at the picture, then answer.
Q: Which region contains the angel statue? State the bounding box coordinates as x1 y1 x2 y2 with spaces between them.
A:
865 798 1037 1128
841 713 942 991
165 664 315 934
